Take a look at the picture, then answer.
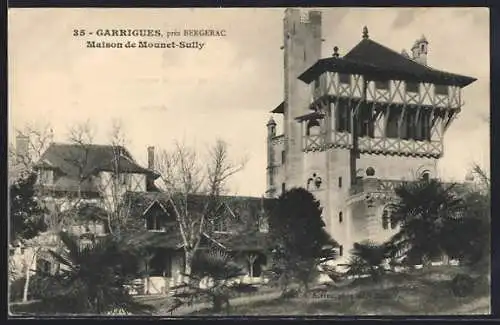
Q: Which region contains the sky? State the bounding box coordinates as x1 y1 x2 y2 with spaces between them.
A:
8 7 490 196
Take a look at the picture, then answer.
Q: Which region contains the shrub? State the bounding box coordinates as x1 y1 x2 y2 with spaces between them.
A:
451 274 475 297
9 274 49 302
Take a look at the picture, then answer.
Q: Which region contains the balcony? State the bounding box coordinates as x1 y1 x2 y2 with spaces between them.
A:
349 178 408 196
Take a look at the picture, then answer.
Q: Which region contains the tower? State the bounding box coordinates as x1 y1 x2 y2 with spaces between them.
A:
411 35 429 65
266 117 277 197
283 8 323 189
266 9 476 266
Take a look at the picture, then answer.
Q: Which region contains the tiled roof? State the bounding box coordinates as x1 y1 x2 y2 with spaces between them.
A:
299 38 476 87
35 143 159 179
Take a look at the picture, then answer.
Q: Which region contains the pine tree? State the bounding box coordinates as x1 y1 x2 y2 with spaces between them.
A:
9 172 47 244
268 187 338 295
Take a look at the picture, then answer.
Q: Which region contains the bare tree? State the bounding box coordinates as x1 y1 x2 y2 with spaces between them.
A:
8 123 54 184
156 139 247 277
64 120 144 238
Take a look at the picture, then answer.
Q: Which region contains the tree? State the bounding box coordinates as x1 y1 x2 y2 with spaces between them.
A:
9 172 48 303
168 248 250 314
8 123 54 185
37 231 154 315
155 140 246 278
387 178 466 266
345 241 390 282
455 164 490 269
8 123 54 303
10 172 47 244
267 188 338 296
62 120 145 238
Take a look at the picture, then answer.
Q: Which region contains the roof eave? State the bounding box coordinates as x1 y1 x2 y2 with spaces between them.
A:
271 102 284 114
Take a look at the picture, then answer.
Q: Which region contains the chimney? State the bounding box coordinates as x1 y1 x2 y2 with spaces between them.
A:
146 146 155 192
147 146 155 170
15 134 29 162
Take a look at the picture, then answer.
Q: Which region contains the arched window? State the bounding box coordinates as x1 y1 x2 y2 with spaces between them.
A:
339 211 343 223
421 170 430 182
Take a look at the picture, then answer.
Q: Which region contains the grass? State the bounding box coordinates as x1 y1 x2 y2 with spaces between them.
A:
186 266 491 316
9 266 490 316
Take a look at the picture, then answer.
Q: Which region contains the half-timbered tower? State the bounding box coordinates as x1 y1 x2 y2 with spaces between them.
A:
266 8 477 265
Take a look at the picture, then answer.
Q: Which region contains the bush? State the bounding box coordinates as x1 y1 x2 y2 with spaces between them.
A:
281 288 299 299
451 274 475 297
9 274 48 302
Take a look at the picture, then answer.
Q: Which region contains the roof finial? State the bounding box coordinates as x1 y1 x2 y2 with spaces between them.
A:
333 46 339 58
362 26 369 39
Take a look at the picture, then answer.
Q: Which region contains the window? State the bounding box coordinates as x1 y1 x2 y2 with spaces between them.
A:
338 211 343 223
339 245 343 257
214 219 228 233
390 214 397 229
417 110 432 141
149 252 172 277
39 170 53 185
339 73 350 84
421 171 430 182
282 183 286 194
382 210 389 230
258 216 269 233
385 107 400 138
338 177 342 188
281 150 286 165
434 84 448 96
375 80 390 90
403 110 417 140
406 81 419 93
269 169 274 186
146 213 164 231
37 259 51 275
358 105 374 138
335 102 351 133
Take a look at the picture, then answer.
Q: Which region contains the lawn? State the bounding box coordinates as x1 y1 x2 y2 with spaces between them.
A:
10 266 490 316
182 266 490 316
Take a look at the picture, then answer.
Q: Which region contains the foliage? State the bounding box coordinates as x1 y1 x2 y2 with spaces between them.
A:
9 172 47 244
386 179 466 265
9 274 57 302
167 248 252 314
459 165 490 269
451 274 475 297
267 188 338 295
37 231 154 315
345 241 391 282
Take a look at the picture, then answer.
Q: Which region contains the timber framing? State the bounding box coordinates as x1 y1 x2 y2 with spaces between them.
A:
298 72 464 158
